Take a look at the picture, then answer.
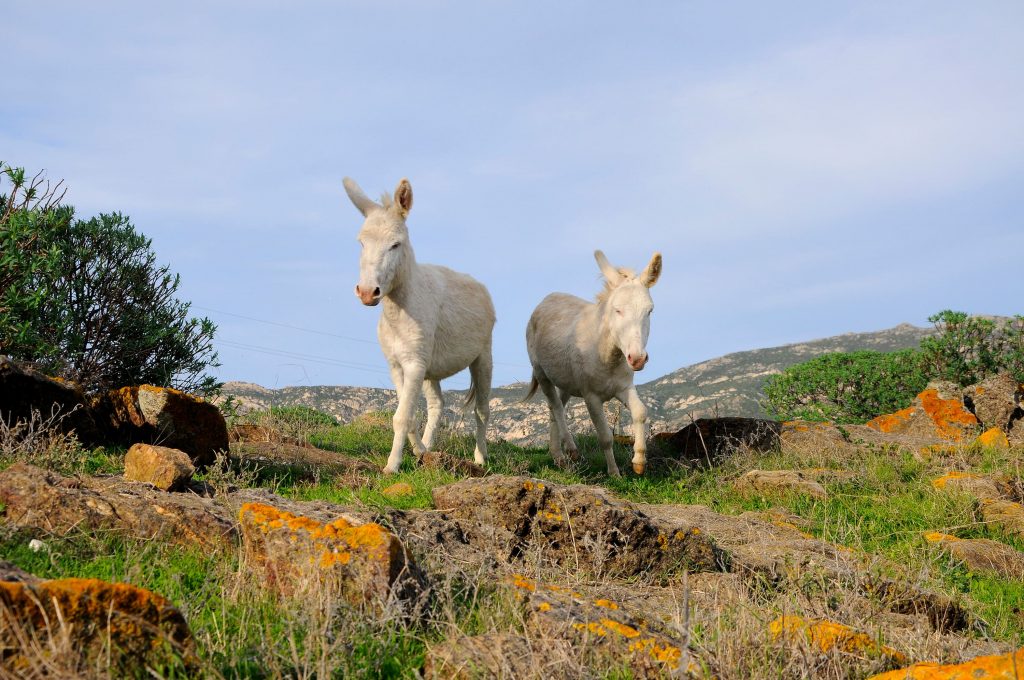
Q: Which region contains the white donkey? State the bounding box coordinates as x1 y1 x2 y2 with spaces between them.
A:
344 177 496 474
526 250 662 477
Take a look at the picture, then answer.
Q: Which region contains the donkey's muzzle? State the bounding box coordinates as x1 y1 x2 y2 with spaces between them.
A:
627 353 648 371
355 284 382 306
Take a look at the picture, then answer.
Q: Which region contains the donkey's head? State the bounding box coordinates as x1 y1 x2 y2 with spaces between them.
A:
595 250 662 371
343 177 415 306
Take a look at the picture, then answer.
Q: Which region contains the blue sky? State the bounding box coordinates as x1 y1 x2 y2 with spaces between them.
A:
4 2 1023 390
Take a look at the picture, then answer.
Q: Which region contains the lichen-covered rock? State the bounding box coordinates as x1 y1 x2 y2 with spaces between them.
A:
978 499 1024 540
238 502 425 611
734 469 826 499
0 463 236 549
768 615 906 664
657 417 781 465
420 451 486 477
382 482 414 498
924 532 1024 579
0 356 100 443
868 645 1024 680
973 427 1010 450
867 384 980 443
930 472 1007 501
0 577 196 676
123 443 195 491
506 574 705 678
431 476 726 577
963 373 1022 431
93 385 228 467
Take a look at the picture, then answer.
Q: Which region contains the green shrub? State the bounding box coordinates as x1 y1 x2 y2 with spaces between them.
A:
1 163 219 395
920 310 1024 386
763 349 929 424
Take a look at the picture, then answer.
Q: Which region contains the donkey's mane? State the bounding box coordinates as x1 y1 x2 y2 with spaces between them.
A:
595 267 637 304
378 192 394 209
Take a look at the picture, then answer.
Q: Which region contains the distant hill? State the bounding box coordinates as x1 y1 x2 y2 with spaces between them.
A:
221 322 933 445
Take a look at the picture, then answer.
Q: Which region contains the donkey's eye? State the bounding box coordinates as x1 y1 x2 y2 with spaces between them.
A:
615 309 622 316
390 242 401 251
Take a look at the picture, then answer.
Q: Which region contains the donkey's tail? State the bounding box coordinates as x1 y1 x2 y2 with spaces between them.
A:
521 377 540 404
464 375 478 409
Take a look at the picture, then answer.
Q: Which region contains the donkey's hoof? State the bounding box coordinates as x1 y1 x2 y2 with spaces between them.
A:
632 462 646 475
382 464 401 475
608 467 622 479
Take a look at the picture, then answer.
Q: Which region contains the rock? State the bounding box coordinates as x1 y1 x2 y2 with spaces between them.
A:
867 384 980 443
228 422 312 448
123 443 195 491
656 417 781 465
963 373 1022 431
0 560 40 584
420 451 487 477
1010 416 1024 446
769 615 906 664
924 532 1024 579
978 499 1024 539
423 633 581 679
931 472 1007 501
734 469 827 499
230 441 376 484
973 427 1011 450
93 385 228 467
506 574 705 678
0 356 100 443
382 482 414 499
0 577 196 676
0 463 236 549
780 420 859 455
238 502 426 612
431 476 726 577
869 645 1024 680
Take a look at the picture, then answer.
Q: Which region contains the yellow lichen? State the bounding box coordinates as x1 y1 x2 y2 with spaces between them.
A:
600 618 640 638
509 574 537 592
537 602 551 612
866 407 916 433
931 471 985 490
593 599 619 610
974 427 1010 450
628 637 683 669
923 531 958 543
770 616 905 662
868 645 1024 679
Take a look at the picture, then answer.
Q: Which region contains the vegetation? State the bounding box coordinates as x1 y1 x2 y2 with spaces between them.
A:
0 162 219 395
764 310 1023 423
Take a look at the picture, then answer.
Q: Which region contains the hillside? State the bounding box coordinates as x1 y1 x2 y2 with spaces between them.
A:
221 322 933 444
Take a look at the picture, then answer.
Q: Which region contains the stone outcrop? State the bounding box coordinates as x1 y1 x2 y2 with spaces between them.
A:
733 469 827 499
93 385 228 467
978 499 1024 539
123 443 195 491
866 383 980 443
869 645 1024 680
0 356 100 442
655 417 781 465
962 373 1022 431
930 472 1009 501
431 476 725 577
768 615 906 663
238 502 426 612
0 577 196 676
924 532 1024 579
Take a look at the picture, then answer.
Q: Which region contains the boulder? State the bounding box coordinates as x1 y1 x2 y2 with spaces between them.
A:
656 417 781 465
0 356 100 442
780 420 859 455
123 443 195 491
431 476 725 577
0 463 236 549
238 502 426 612
768 615 906 664
973 427 1010 450
869 645 1024 680
93 385 228 467
931 472 1007 501
0 577 196 676
230 440 376 484
963 373 1022 431
924 532 1024 579
733 469 827 499
978 499 1024 539
867 383 980 443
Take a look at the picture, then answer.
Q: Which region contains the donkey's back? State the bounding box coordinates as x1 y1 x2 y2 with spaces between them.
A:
419 263 495 381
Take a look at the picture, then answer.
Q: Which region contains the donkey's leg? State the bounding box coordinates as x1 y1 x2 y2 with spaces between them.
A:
617 387 648 474
420 379 444 453
469 352 492 465
584 394 620 478
536 374 572 468
558 388 578 459
385 364 427 475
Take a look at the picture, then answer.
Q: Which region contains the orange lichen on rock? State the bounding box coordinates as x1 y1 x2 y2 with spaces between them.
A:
769 616 906 662
973 427 1010 450
868 645 1024 679
866 407 916 433
0 578 195 674
923 531 958 543
509 574 537 592
931 471 988 490
917 388 979 441
593 598 619 610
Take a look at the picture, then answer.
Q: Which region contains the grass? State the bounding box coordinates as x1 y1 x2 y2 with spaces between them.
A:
1 406 1023 677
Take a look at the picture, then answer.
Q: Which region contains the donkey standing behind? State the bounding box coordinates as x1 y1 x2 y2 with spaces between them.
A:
526 250 662 477
344 177 496 474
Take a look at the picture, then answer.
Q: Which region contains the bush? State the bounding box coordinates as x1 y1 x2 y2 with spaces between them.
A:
763 349 929 424
919 310 1024 387
1 163 219 395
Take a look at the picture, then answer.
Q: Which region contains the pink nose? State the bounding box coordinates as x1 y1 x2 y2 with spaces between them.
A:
627 353 648 371
355 284 381 306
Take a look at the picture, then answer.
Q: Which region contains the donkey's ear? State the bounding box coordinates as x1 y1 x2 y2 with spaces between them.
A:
640 252 662 288
343 177 379 217
393 178 413 217
594 250 623 285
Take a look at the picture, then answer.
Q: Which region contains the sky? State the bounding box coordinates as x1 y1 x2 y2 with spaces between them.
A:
3 1 1023 391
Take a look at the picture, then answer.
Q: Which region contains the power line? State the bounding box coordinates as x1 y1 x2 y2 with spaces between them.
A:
217 339 391 375
195 305 377 344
